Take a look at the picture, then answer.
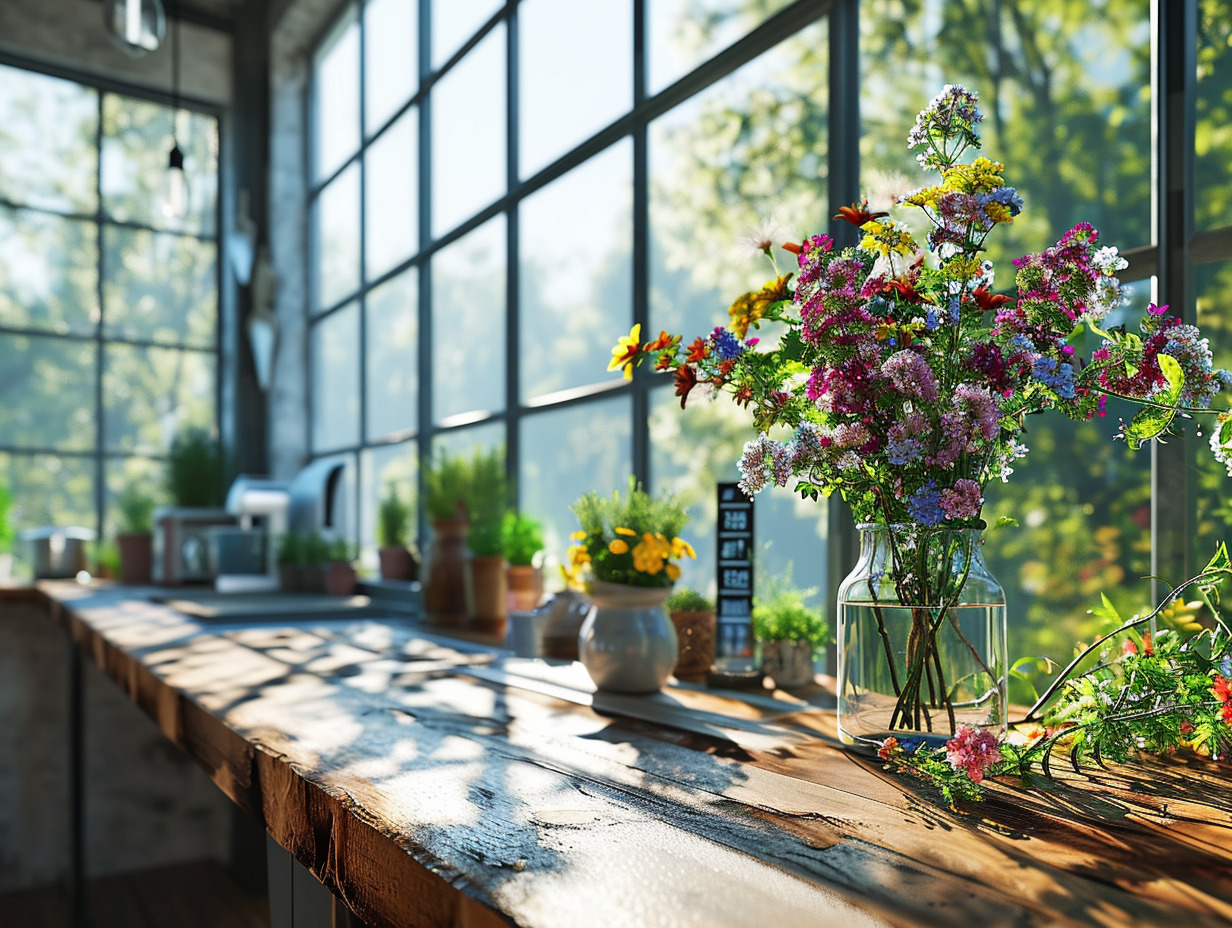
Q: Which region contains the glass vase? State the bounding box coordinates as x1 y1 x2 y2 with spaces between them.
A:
579 581 679 694
836 523 1007 752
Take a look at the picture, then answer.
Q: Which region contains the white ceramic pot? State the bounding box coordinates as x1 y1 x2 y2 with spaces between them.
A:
578 581 678 694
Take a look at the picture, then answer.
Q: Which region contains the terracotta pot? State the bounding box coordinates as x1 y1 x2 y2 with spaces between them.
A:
465 555 507 635
761 639 815 689
279 564 301 592
378 546 418 582
423 518 470 623
116 532 153 585
506 564 543 612
325 561 356 596
670 610 716 680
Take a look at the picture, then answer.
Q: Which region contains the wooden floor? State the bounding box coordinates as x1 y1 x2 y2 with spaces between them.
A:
0 859 269 928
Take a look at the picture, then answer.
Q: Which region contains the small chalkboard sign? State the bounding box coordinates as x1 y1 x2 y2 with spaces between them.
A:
715 482 754 662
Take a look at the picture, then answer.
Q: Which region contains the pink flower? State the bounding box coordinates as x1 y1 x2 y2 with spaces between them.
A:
1122 639 1138 656
945 725 1003 784
939 478 984 521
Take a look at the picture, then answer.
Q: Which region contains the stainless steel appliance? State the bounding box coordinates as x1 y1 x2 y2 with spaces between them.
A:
152 508 236 584
21 526 94 579
216 476 290 593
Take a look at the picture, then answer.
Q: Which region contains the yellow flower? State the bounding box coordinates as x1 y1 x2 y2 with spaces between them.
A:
608 323 642 381
665 563 681 582
670 537 696 560
608 538 630 555
570 530 587 542
859 219 917 258
614 526 637 536
567 545 590 569
632 532 670 575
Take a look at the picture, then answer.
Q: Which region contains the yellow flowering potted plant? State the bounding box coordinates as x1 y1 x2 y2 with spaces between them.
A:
568 478 696 693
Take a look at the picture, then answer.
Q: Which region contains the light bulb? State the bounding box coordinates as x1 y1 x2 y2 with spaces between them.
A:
103 0 166 56
162 143 189 220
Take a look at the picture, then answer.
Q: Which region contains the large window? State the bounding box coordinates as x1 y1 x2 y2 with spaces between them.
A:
0 61 220 573
306 1 1232 676
307 0 829 596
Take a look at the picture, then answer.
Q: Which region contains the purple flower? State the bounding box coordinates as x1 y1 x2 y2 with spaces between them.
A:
710 327 744 360
939 479 984 521
881 350 939 402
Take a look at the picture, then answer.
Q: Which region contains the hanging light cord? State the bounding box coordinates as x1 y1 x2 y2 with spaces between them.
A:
170 1 180 149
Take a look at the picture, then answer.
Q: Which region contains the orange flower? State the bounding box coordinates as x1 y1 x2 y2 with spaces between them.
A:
686 336 710 363
834 198 889 227
673 364 698 409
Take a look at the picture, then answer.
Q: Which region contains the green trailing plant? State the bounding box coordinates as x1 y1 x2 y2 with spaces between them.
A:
877 544 1232 807
752 587 832 655
665 587 714 614
378 484 413 549
165 428 228 508
0 480 14 555
568 477 694 589
501 511 544 567
116 484 156 535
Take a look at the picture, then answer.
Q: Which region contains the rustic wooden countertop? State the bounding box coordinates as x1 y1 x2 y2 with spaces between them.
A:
34 582 1232 928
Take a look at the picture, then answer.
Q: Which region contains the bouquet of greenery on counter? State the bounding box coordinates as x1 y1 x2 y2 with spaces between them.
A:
878 545 1232 806
751 586 831 657
567 477 695 589
501 511 544 567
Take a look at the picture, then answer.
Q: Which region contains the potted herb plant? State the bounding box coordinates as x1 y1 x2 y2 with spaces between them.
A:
423 448 473 621
116 483 157 584
752 587 831 689
301 531 330 593
568 478 695 693
502 510 544 612
665 587 716 681
324 536 357 596
376 483 417 582
463 447 510 634
276 532 303 591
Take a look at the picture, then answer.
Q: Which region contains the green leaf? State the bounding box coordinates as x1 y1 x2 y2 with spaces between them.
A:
1123 355 1184 449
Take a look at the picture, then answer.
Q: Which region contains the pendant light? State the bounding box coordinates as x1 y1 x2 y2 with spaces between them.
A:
103 0 166 56
161 3 189 221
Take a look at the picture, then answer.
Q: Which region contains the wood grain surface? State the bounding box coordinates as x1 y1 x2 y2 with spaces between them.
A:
35 584 1232 928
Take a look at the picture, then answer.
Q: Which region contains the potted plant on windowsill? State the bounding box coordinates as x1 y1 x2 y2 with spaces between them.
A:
0 479 14 581
423 448 473 622
502 510 544 612
116 483 157 585
463 447 510 635
752 587 832 690
377 483 418 582
324 536 357 596
665 587 716 681
155 427 231 584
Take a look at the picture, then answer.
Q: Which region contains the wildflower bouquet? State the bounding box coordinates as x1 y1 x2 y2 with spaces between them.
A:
567 478 695 590
615 84 1232 745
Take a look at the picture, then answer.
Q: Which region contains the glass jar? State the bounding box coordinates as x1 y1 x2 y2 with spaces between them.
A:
836 523 1007 752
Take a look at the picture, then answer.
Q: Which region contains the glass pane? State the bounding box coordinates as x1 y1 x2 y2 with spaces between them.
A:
364 0 418 135
366 268 419 441
520 141 632 401
431 24 506 238
649 387 827 606
1196 261 1232 557
519 396 631 588
0 206 98 335
313 9 361 183
1 452 95 575
860 0 1151 260
103 344 215 454
1197 0 1232 231
360 441 418 570
0 64 98 214
103 228 217 348
519 0 632 178
0 334 96 452
312 303 361 452
647 0 795 95
365 106 419 281
315 164 361 312
432 0 501 69
432 215 505 422
432 421 505 460
102 97 219 236
649 20 827 338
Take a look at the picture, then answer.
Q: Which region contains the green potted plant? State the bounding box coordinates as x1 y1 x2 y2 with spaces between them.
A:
276 531 304 591
376 483 417 582
568 478 695 693
300 531 331 593
752 586 831 689
165 427 228 509
422 448 473 621
502 510 544 612
664 587 716 681
0 479 14 581
155 427 231 584
462 447 510 634
116 483 157 584
324 536 357 596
